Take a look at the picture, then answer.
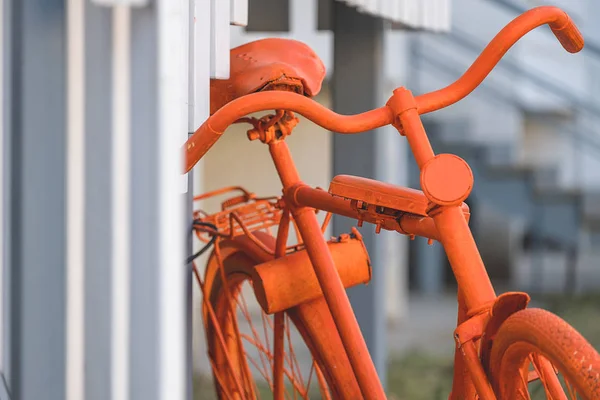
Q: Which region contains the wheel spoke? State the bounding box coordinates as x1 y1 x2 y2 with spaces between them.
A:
274 312 286 399
303 362 316 399
245 348 274 390
199 240 330 398
531 354 568 400
263 314 297 375
240 334 274 381
192 262 246 396
315 362 332 400
214 242 257 397
261 311 272 359
236 286 273 388
286 315 304 380
284 323 299 398
240 333 309 395
564 377 577 400
209 357 234 400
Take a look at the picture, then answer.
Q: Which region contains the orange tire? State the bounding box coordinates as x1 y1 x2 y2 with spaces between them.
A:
489 308 600 399
201 239 361 399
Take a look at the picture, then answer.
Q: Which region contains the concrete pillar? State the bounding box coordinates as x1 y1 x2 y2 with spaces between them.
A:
6 1 68 399
83 4 112 400
331 2 408 385
415 238 445 295
5 2 191 399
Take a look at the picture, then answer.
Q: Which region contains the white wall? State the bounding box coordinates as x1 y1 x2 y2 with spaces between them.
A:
200 89 333 222
519 116 577 188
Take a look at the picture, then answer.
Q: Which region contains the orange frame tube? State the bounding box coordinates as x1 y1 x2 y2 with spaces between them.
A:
288 183 459 241
269 140 386 399
272 208 290 400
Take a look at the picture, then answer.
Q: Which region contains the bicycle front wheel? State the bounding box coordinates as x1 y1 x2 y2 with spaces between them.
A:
198 236 361 399
489 308 600 399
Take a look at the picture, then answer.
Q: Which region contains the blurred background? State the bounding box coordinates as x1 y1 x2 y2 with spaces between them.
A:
1 0 600 399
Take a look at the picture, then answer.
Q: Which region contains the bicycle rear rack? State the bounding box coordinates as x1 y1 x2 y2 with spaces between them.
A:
193 186 282 242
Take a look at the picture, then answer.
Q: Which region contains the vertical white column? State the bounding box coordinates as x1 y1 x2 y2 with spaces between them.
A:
190 0 211 378
192 0 211 211
157 0 186 398
230 0 248 26
111 6 131 400
210 0 230 79
189 0 209 202
0 0 4 376
66 0 86 399
193 0 211 131
181 0 190 194
184 14 194 392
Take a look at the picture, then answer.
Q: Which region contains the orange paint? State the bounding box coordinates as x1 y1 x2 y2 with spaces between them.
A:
189 6 600 399
252 230 372 314
328 174 434 216
413 6 583 114
210 38 326 115
269 140 386 399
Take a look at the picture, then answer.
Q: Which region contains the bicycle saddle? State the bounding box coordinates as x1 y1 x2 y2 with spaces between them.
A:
210 38 326 115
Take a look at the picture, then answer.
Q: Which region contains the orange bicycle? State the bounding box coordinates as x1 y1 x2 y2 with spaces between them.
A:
185 6 600 399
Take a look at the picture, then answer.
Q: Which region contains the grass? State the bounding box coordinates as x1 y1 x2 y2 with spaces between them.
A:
385 293 600 400
386 352 454 400
193 375 320 399
535 293 600 350
194 294 600 399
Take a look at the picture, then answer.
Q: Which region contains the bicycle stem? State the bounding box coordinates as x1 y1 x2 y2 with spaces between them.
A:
389 87 497 312
183 6 583 173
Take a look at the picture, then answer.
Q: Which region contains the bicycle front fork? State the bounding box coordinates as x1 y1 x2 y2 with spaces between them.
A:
389 87 500 399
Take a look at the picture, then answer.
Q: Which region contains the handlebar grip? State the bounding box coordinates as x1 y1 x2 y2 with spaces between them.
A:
550 13 584 53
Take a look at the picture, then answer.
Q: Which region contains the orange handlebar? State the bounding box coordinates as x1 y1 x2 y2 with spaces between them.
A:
184 93 394 172
184 6 583 173
414 6 583 114
550 15 584 54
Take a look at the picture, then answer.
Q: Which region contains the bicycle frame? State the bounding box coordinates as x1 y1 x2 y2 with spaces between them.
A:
266 97 497 399
186 6 584 400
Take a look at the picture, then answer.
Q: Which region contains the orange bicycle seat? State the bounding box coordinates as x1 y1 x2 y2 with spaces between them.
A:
210 38 326 115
